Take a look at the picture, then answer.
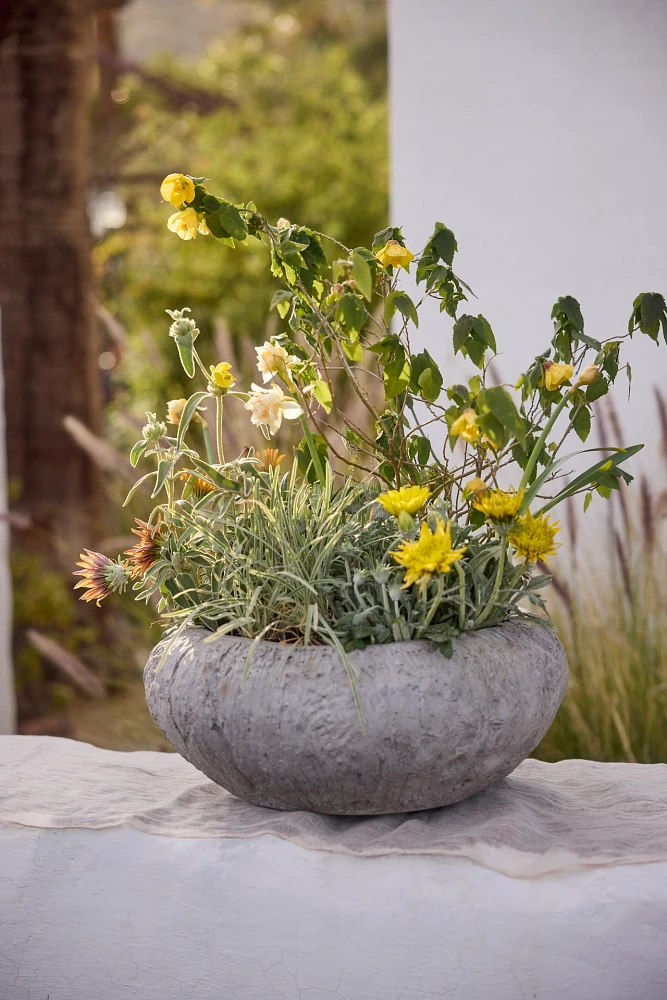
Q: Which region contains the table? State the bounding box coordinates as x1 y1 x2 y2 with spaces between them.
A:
1 736 666 999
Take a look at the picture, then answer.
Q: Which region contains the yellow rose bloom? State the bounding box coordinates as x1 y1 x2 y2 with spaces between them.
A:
542 361 574 391
508 511 560 563
209 362 236 389
574 364 601 388
463 476 489 498
376 240 414 269
160 173 195 207
376 484 431 517
391 519 466 589
167 207 207 241
450 408 481 444
473 487 524 522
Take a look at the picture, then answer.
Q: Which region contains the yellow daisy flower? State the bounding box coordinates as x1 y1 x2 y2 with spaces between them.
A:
508 511 561 563
376 484 431 517
473 487 524 522
391 519 466 589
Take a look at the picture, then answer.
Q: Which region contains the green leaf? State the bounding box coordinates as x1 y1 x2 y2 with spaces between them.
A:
585 376 609 403
130 439 148 467
152 459 175 498
270 289 294 319
122 470 157 507
453 315 475 354
384 290 418 328
295 434 328 484
573 404 591 442
342 340 364 362
217 202 248 241
429 223 457 265
383 346 411 398
583 492 593 512
372 226 402 253
336 293 366 332
640 292 666 337
312 380 332 413
176 391 210 452
415 435 432 465
475 315 496 353
351 251 373 301
477 387 525 445
202 194 221 212
552 295 584 333
174 331 196 378
410 350 442 402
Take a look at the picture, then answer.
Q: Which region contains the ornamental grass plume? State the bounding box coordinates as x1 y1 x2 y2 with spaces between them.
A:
391 519 466 589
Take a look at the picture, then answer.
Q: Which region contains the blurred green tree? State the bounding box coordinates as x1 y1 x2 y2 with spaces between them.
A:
95 8 388 421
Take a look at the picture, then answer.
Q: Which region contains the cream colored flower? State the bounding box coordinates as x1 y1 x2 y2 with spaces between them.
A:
167 207 208 241
244 383 303 436
160 173 195 207
166 398 187 424
255 341 299 383
276 217 291 230
574 364 601 388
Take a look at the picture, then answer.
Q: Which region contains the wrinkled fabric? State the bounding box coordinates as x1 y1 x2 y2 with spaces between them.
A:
1 736 666 878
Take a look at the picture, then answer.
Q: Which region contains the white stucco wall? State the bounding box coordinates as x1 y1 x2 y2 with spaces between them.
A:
389 0 667 476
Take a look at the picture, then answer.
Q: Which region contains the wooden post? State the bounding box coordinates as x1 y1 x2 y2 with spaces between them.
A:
0 307 16 735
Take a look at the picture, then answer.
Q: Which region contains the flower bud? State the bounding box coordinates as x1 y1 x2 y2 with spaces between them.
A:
276 217 291 230
575 364 601 388
142 412 167 441
166 307 199 343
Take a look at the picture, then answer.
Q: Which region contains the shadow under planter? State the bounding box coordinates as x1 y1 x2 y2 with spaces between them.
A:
144 621 568 815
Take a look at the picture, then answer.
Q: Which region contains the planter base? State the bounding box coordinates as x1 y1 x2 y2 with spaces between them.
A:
144 621 568 815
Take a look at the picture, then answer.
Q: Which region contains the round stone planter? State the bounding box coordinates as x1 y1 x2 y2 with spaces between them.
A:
144 621 567 815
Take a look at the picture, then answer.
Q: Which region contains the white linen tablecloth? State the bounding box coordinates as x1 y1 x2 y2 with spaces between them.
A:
1 736 666 999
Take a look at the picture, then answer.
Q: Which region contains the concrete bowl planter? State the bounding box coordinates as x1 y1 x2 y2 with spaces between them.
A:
144 620 568 815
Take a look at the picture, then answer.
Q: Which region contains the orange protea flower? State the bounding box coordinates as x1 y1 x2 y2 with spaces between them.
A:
125 520 163 579
258 448 286 470
73 550 129 606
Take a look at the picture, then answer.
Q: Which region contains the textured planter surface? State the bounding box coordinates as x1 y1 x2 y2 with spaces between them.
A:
144 621 568 815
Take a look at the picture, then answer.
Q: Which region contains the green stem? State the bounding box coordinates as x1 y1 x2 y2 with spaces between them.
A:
202 424 215 465
418 575 445 636
454 561 467 632
475 536 507 626
216 395 225 466
518 392 571 501
299 413 326 487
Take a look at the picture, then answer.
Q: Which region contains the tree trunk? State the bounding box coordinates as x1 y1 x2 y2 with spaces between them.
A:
0 0 103 558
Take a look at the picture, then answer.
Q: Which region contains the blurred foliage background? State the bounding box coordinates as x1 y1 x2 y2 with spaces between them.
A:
5 0 666 762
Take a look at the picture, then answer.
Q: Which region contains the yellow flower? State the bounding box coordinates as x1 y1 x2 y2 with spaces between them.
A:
377 484 431 517
167 207 208 240
473 487 524 522
542 361 574 391
258 448 286 470
391 519 466 589
376 240 414 269
160 173 195 207
209 362 236 389
276 217 291 230
509 511 561 563
574 364 601 388
244 383 303 436
450 408 481 444
255 341 300 383
463 476 489 498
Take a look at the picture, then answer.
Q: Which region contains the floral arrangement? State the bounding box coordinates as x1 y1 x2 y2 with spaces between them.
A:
75 173 666 673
